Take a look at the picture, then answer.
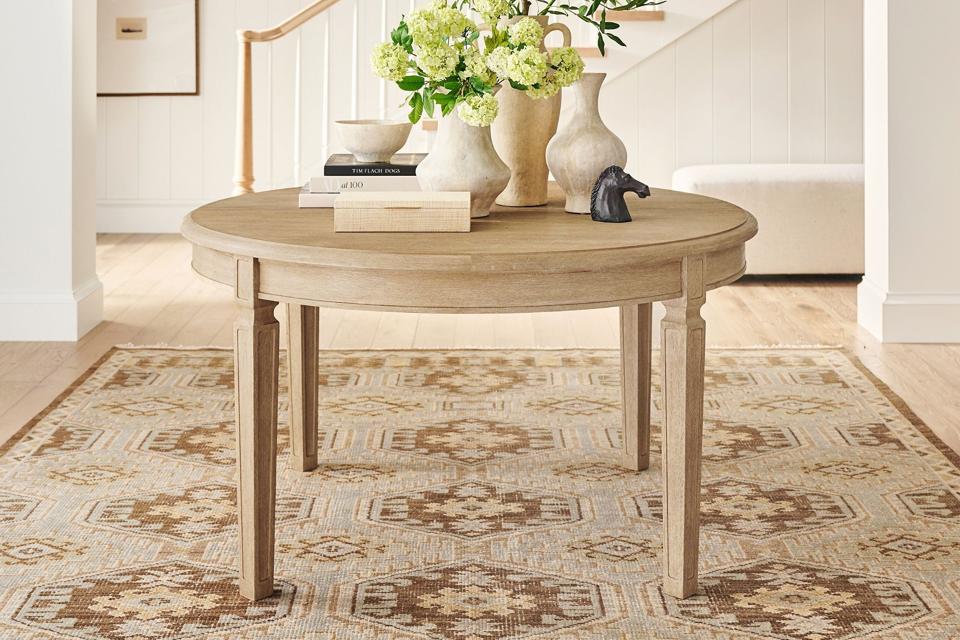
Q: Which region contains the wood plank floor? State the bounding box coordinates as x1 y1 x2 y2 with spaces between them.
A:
2 234 958 455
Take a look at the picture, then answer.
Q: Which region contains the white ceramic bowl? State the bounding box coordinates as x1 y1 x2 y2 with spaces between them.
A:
334 119 413 163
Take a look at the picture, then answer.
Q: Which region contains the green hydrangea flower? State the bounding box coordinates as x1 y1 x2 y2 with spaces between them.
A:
415 43 459 81
506 47 548 86
473 0 510 25
407 1 475 46
526 77 560 99
460 47 495 85
458 92 499 127
549 46 585 87
370 42 409 82
508 17 544 48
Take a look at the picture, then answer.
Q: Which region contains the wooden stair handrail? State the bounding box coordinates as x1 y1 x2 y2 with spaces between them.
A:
234 0 343 195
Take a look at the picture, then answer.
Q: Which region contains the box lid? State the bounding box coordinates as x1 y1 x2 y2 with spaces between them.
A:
334 191 470 210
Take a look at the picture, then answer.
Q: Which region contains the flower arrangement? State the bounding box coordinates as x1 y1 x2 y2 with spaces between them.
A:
370 0 585 127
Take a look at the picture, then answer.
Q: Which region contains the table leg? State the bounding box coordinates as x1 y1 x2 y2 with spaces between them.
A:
620 303 652 471
285 303 319 472
660 256 706 599
233 258 280 601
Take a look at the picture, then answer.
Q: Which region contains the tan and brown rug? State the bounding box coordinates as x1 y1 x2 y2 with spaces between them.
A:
1 347 959 639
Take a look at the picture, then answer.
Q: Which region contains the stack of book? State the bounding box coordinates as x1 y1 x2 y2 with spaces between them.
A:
299 153 425 208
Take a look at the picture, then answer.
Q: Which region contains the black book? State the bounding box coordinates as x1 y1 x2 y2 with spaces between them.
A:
323 153 425 177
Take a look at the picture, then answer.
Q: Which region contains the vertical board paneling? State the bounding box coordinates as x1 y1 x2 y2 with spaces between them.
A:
200 0 236 199
787 0 825 162
170 98 203 199
825 0 863 162
750 0 789 162
269 0 302 188
356 0 383 120
675 21 714 168
138 97 171 199
326 0 357 155
712 0 751 163
299 11 329 180
105 99 139 199
96 98 107 200
598 71 640 175
633 46 677 187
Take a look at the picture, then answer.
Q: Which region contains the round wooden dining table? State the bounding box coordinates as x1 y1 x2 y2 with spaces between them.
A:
181 184 757 601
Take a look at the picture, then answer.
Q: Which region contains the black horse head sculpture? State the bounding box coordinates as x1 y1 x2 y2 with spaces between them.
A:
590 166 651 223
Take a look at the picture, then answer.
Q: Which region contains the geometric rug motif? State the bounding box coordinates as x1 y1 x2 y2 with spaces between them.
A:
632 477 859 540
0 347 958 639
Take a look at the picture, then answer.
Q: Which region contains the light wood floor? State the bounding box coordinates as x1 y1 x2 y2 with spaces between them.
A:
2 234 958 454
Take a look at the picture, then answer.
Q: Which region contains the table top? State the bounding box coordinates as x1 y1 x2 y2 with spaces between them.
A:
181 184 757 312
182 184 756 271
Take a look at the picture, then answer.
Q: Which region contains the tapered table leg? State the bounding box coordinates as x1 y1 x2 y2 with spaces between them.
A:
286 303 319 472
620 303 652 471
660 256 706 599
233 257 280 601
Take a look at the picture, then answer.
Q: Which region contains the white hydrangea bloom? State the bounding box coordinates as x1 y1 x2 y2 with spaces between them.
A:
415 43 459 81
460 47 494 84
506 47 548 87
485 46 511 77
370 42 409 82
407 1 475 46
458 92 499 127
508 17 544 48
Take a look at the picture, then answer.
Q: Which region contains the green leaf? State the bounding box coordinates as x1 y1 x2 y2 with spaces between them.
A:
608 32 626 47
408 92 423 123
509 80 530 91
469 76 491 93
440 98 457 116
597 32 606 56
441 79 461 92
603 21 620 30
423 87 436 117
397 75 425 91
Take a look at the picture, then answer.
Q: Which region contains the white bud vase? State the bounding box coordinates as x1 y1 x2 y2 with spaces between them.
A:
416 109 510 218
547 72 627 214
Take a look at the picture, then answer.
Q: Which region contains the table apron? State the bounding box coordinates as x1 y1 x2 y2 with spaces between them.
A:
192 243 746 313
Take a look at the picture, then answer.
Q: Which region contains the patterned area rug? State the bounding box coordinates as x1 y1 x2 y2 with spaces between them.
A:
1 347 959 640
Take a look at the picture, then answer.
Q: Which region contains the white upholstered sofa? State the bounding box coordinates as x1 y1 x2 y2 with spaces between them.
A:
672 164 864 275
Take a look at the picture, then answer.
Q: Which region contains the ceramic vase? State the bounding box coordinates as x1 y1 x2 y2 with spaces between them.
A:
547 72 627 214
490 16 571 207
416 109 510 218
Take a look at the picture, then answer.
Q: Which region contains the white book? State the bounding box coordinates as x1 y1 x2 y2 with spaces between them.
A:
299 186 337 209
308 175 421 193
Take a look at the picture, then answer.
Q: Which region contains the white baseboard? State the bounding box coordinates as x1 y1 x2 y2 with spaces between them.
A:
858 278 960 343
0 278 104 341
97 199 209 233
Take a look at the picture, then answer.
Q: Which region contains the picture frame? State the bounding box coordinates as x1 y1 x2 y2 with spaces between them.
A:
97 0 200 97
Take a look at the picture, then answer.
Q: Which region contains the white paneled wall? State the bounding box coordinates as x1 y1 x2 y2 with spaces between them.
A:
96 0 863 231
599 0 863 188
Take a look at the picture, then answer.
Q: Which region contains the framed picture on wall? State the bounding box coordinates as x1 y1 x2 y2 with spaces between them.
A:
97 0 199 96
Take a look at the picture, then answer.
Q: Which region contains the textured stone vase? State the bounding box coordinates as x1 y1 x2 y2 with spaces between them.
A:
547 72 627 214
491 16 571 207
416 110 510 218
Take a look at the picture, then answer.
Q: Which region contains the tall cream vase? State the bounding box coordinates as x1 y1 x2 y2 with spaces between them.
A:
547 72 627 214
416 108 510 219
490 16 571 207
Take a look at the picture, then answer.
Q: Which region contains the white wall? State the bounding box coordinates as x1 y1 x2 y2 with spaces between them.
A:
0 1 102 341
95 0 863 231
599 0 863 188
858 0 960 343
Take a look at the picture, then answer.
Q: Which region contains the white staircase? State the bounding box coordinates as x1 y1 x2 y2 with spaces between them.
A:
568 0 741 84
